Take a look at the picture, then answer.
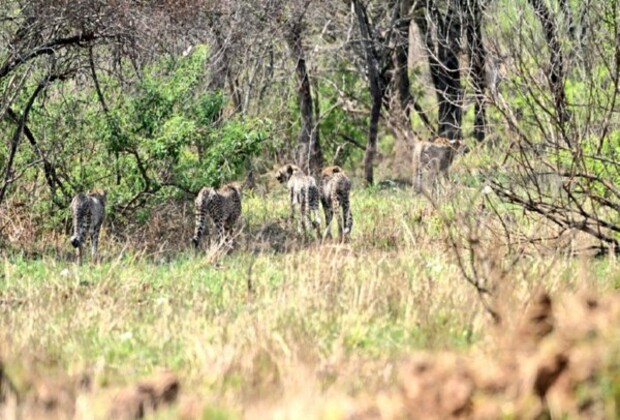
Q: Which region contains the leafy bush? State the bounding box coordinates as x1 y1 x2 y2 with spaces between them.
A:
97 45 268 199
10 45 271 228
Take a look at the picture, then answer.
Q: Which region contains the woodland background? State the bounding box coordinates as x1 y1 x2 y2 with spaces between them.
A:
1 1 620 418
0 0 618 251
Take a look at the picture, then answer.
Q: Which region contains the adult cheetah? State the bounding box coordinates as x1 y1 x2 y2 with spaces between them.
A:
275 164 321 238
412 137 468 194
69 190 106 265
192 182 242 249
320 165 353 241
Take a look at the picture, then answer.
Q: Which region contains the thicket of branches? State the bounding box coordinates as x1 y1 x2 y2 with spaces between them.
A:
1 0 619 253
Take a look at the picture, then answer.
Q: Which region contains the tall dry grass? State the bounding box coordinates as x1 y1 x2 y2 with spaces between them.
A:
1 151 619 418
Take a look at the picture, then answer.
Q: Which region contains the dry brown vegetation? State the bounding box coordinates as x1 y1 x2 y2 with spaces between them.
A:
344 291 620 419
1 287 618 419
2 0 620 417
1 166 620 418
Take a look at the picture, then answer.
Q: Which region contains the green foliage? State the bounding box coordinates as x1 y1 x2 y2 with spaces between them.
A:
8 45 270 225
176 117 270 192
282 62 367 169
96 45 267 199
316 69 367 166
554 132 620 199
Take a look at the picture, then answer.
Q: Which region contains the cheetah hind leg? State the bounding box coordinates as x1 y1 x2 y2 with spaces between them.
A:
91 235 99 264
322 208 333 241
288 190 296 228
343 205 353 243
214 221 227 249
336 207 345 243
437 170 451 198
428 158 442 200
76 244 83 266
311 209 321 240
298 200 308 237
223 221 236 251
91 224 101 263
413 165 423 194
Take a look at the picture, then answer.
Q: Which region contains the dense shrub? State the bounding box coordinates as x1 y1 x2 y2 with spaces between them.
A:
3 45 271 229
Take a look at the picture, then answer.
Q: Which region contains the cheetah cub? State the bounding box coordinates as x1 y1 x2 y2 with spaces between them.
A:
275 164 321 238
320 166 353 242
69 190 106 265
192 182 242 249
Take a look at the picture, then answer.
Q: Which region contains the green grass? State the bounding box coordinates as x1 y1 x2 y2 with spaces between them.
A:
1 163 619 417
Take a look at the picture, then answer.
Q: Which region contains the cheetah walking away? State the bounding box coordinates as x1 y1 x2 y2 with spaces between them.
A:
69 190 106 265
275 164 321 238
192 182 242 249
412 137 468 194
320 165 353 242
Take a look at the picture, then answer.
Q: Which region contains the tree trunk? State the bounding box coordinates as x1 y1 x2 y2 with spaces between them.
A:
415 4 463 139
89 46 122 185
6 108 66 203
353 0 384 186
210 25 242 115
528 0 570 146
286 22 323 176
0 77 54 207
465 0 488 142
393 0 413 125
365 95 382 185
387 0 435 138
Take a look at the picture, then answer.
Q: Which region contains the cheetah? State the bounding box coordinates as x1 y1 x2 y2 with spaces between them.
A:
192 182 242 249
320 165 353 242
412 137 468 194
69 190 106 265
275 164 321 238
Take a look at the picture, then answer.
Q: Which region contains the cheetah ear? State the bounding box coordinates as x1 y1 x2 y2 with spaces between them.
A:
286 165 294 175
332 166 342 173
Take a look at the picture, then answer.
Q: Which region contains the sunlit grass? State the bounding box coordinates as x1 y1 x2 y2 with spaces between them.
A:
1 149 619 417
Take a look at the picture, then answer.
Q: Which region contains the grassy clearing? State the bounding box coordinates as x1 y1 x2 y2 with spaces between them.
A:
1 153 619 418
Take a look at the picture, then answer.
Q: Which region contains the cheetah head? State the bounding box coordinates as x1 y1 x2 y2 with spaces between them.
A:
275 164 301 184
221 182 242 194
452 140 470 155
90 189 107 205
432 137 470 155
321 165 343 179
